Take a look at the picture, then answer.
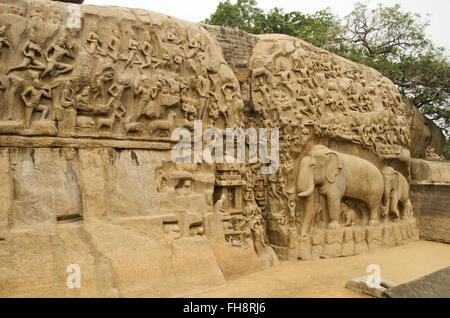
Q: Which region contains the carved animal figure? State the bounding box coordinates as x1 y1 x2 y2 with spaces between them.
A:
296 145 384 235
97 110 121 131
147 111 176 137
76 116 95 128
124 120 145 135
326 78 351 96
381 166 411 220
341 203 356 227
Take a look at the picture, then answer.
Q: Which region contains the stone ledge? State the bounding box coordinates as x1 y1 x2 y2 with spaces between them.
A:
271 219 419 260
0 135 175 149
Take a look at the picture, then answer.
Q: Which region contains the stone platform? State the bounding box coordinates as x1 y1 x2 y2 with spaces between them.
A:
271 218 420 260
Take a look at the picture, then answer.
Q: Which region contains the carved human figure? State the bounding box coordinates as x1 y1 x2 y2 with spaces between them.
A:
252 70 270 109
97 79 128 130
296 145 384 235
107 27 122 61
85 22 106 56
123 29 141 71
104 78 129 116
214 193 228 214
0 26 10 54
250 216 268 256
207 98 220 126
140 31 155 69
41 31 74 78
30 4 44 23
7 32 45 74
21 78 52 128
165 25 179 43
60 83 76 130
138 85 159 120
288 198 296 224
156 48 171 70
186 33 205 61
48 7 62 25
168 50 184 73
74 86 92 112
181 98 198 122
177 179 193 196
91 67 114 102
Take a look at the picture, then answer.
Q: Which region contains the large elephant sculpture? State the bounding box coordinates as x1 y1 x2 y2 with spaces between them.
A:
296 145 384 235
380 166 411 220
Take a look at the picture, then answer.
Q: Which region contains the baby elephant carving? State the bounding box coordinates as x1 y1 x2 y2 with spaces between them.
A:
341 203 356 227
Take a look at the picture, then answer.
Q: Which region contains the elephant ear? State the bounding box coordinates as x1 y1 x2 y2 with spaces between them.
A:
325 152 342 184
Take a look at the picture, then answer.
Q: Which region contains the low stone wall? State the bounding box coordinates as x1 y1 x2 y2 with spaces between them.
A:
271 219 420 261
411 183 450 243
410 159 450 243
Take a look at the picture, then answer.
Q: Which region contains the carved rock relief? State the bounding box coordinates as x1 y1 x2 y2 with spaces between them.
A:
240 35 417 259
0 0 419 268
0 0 243 141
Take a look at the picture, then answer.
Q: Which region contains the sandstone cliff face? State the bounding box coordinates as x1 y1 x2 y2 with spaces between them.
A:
404 99 445 158
0 0 426 297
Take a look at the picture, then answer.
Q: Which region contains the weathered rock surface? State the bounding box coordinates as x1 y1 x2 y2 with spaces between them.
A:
346 275 397 298
411 158 450 184
409 159 450 243
404 99 445 158
384 266 450 298
0 0 441 297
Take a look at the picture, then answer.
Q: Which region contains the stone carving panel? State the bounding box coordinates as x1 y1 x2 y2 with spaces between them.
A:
242 35 417 260
0 0 243 145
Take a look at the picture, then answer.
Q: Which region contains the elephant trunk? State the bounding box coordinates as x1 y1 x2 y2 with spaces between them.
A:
382 181 390 210
297 156 315 198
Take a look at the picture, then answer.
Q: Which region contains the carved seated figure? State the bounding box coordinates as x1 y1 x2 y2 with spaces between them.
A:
213 193 228 215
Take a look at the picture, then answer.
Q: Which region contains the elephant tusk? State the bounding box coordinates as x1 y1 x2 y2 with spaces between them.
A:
297 181 315 198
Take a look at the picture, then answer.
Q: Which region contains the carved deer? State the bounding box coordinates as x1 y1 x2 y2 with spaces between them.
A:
148 111 176 137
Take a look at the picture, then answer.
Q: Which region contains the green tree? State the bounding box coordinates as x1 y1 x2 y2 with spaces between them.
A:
203 0 265 34
261 8 342 48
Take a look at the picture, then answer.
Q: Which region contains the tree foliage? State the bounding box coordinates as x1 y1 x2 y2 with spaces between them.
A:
203 0 265 34
204 1 450 136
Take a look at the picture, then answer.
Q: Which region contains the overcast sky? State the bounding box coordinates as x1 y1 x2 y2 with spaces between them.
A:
83 0 450 50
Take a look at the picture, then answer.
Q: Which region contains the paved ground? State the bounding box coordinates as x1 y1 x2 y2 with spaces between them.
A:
191 240 450 298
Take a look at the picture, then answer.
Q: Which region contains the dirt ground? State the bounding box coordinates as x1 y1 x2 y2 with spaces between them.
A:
190 240 450 298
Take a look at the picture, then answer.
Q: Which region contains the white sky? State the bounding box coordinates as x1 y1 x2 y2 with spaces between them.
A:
83 0 450 50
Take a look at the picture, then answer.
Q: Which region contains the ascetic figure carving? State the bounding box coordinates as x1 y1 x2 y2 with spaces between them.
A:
296 145 384 235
